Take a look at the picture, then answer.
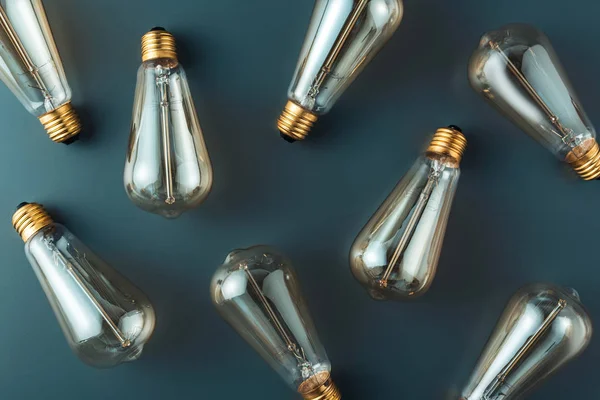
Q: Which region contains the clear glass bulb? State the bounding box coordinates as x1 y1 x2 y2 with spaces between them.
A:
211 246 341 400
469 23 600 180
13 203 156 368
124 28 213 219
350 127 466 300
0 0 81 143
277 0 404 141
460 283 592 400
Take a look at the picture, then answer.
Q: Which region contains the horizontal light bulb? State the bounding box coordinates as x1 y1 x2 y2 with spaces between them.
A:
278 0 404 142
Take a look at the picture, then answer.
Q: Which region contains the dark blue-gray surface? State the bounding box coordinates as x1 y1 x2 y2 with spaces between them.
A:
0 0 598 399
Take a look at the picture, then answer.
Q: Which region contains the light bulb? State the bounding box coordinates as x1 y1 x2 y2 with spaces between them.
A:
350 126 466 300
124 28 213 219
277 0 404 142
12 203 156 368
469 23 600 180
460 283 592 400
0 0 81 143
211 246 341 400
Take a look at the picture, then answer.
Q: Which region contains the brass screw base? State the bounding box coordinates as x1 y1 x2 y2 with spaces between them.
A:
38 102 82 143
277 100 318 141
298 373 341 400
141 28 177 62
568 140 600 180
426 126 467 164
12 203 54 243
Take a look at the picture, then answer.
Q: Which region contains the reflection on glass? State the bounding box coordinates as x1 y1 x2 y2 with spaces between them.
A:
0 0 81 142
124 28 213 218
350 127 466 300
278 0 404 141
461 284 592 400
211 246 340 400
13 203 156 368
469 23 600 180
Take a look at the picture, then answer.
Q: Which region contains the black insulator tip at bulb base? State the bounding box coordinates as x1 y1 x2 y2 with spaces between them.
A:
280 132 297 143
16 202 29 211
62 135 80 145
151 26 166 32
447 125 462 133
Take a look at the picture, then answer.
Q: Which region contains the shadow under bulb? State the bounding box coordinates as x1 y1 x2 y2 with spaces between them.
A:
12 203 156 368
277 0 404 142
124 28 213 218
211 246 341 400
350 126 466 300
0 0 81 143
469 23 600 180
460 283 592 399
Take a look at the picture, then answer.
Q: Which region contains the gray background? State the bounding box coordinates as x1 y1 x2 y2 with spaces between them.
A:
0 0 597 398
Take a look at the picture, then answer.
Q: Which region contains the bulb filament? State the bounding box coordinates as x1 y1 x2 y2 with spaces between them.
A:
0 6 55 109
309 0 369 97
45 237 131 348
157 68 175 205
241 265 312 371
483 299 567 398
489 41 576 147
379 167 441 288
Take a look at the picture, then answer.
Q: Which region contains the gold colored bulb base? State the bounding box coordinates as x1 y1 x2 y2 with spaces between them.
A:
298 373 341 400
12 203 54 243
567 139 600 180
38 102 82 143
277 100 318 142
426 126 467 164
141 28 177 62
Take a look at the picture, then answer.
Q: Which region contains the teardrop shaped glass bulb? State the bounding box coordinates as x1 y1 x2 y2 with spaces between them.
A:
12 203 156 368
460 283 592 400
350 127 466 300
277 0 404 141
124 28 213 218
0 0 81 142
211 246 341 400
468 23 600 180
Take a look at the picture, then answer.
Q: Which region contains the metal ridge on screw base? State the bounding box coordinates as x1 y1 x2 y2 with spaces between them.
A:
426 125 467 164
38 102 82 143
141 27 178 62
567 139 600 180
277 100 318 142
298 373 341 400
12 203 54 242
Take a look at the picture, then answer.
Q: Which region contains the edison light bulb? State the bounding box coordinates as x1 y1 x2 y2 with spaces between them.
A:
277 0 404 142
469 23 600 180
350 126 466 300
0 0 81 143
211 246 341 400
460 283 592 400
124 28 213 218
12 203 156 368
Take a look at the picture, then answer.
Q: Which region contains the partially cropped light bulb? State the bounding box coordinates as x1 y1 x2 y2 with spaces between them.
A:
124 28 213 219
469 23 600 180
460 283 592 399
350 126 466 300
277 0 404 142
12 203 156 368
0 0 81 143
211 246 341 400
